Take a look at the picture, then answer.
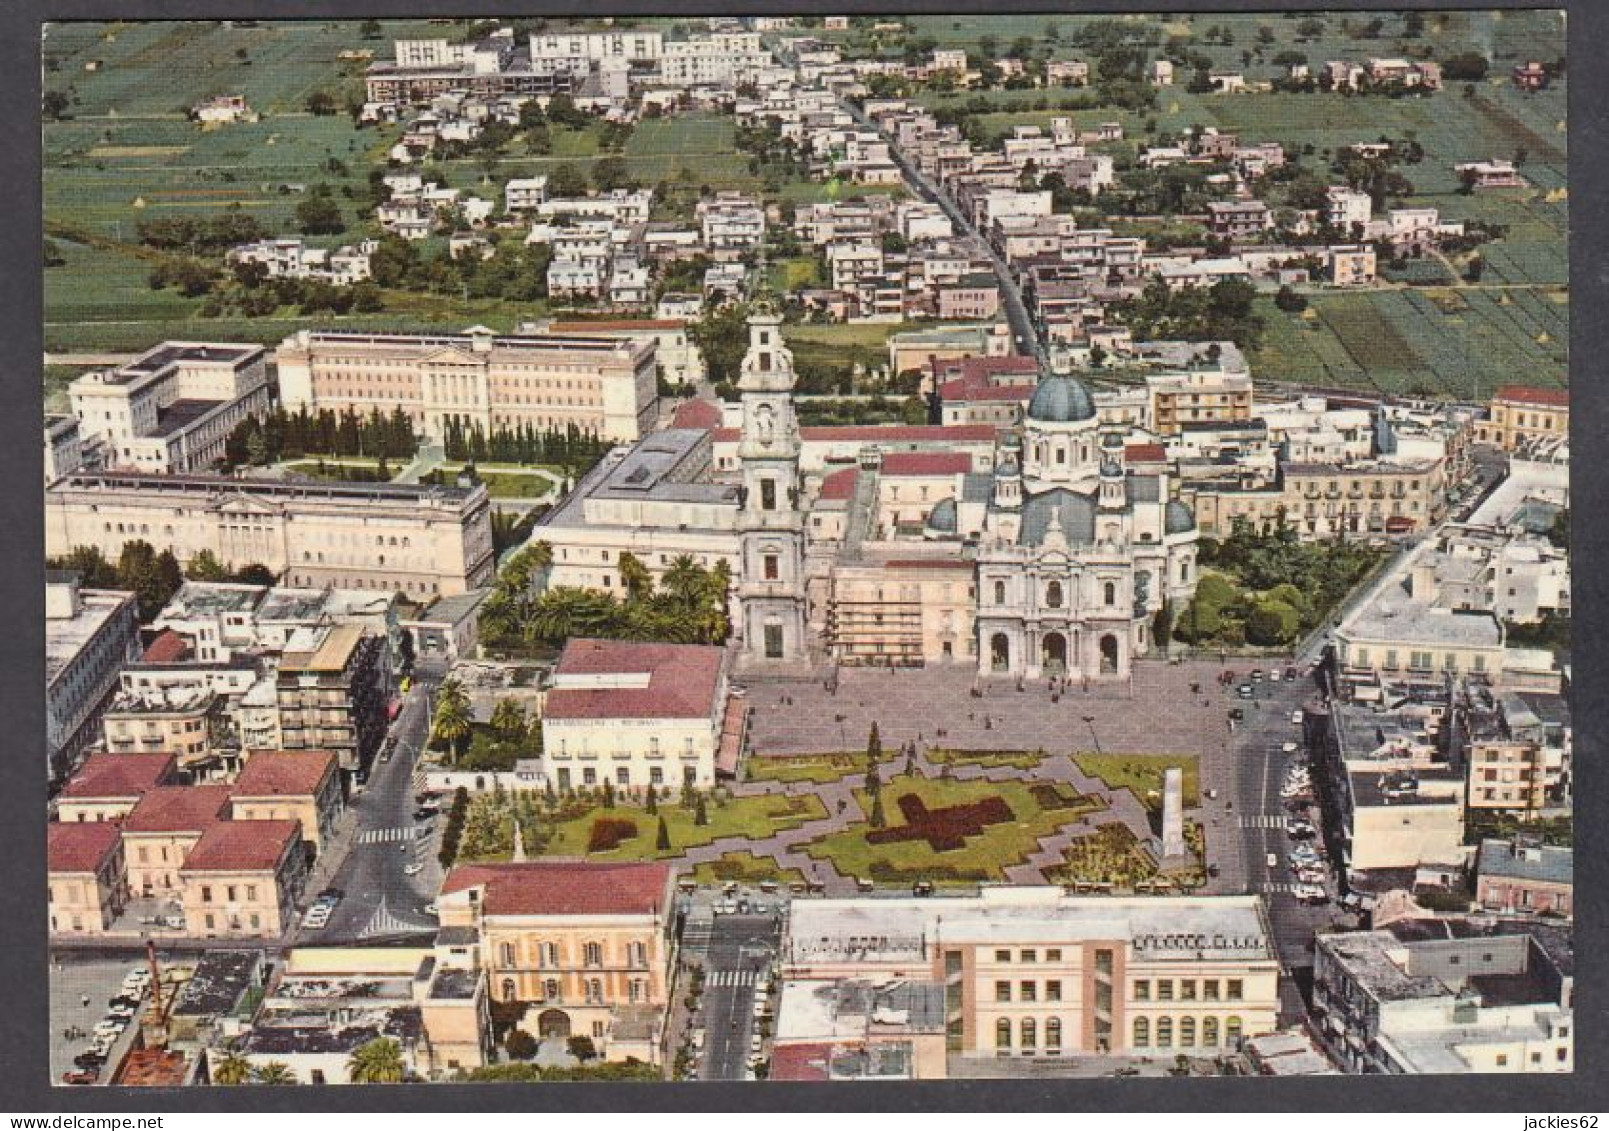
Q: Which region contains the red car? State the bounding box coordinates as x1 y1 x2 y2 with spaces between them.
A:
62 1068 98 1086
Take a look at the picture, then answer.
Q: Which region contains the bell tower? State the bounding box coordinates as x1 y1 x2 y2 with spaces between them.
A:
736 302 808 666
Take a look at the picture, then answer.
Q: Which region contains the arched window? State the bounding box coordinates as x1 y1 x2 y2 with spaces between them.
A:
1104 580 1117 606
1226 1016 1243 1046
500 978 516 1000
584 941 603 966
1046 580 1063 608
1046 1017 1062 1051
544 978 560 1002
1021 1018 1036 1049
1180 1016 1196 1047
1133 1017 1150 1048
1203 1017 1219 1047
996 1018 1012 1049
1157 1016 1173 1048
993 580 1006 605
499 941 516 966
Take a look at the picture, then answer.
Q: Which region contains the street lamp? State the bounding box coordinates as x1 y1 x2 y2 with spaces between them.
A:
1082 715 1102 756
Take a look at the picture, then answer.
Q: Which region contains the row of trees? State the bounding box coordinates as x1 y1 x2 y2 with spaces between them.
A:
439 417 607 472
224 406 420 468
49 542 277 621
211 1038 405 1085
477 543 733 655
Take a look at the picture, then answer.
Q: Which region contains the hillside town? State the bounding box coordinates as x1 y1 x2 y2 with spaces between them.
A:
41 13 1569 1088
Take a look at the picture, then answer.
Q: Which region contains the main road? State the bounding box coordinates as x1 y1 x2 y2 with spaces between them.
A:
305 663 449 944
836 97 1048 367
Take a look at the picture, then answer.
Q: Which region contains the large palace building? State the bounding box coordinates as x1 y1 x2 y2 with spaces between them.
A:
533 308 1202 683
275 328 659 443
46 472 495 599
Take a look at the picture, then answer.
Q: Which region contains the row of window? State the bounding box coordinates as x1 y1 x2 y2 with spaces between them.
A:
996 980 1063 1002
497 940 650 969
200 883 261 903
497 976 650 1004
1133 978 1243 1002
1131 1015 1243 1049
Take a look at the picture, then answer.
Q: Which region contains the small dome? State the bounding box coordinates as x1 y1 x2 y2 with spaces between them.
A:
994 453 1020 478
924 497 958 534
1165 500 1196 535
1026 375 1097 423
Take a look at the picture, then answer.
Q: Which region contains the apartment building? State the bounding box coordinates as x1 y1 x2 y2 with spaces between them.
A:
275 624 391 779
46 575 141 784
122 784 235 897
55 752 177 824
1477 386 1569 455
69 342 270 474
231 749 344 855
179 819 307 939
275 328 659 443
1313 920 1571 1074
1147 368 1254 434
540 638 729 791
543 318 707 387
45 472 495 600
48 821 128 935
1475 839 1571 918
438 861 677 1064
784 890 1281 1061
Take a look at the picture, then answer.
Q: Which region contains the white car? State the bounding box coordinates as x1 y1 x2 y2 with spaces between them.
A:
302 907 331 929
1281 742 1299 754
1291 711 1304 725
1267 670 1282 683
1294 884 1328 904
403 863 424 877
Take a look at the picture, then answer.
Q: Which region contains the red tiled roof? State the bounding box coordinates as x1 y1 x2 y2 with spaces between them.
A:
711 424 994 444
114 1048 191 1088
930 354 1039 382
233 750 336 799
670 398 723 430
180 819 300 873
122 785 233 834
142 629 191 664
48 821 122 874
818 467 859 501
1494 385 1569 408
880 451 972 477
545 638 724 721
442 861 673 917
59 753 176 801
1125 443 1168 463
771 1042 834 1082
937 377 1034 403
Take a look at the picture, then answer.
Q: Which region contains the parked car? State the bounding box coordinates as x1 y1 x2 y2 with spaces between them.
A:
423 902 439 916
1266 853 1279 869
1281 742 1299 754
1228 707 1245 721
1295 884 1329 905
413 808 437 822
1249 669 1265 682
1237 684 1255 698
1291 710 1304 725
62 1068 99 1086
1267 669 1282 683
72 1052 106 1070
403 863 424 877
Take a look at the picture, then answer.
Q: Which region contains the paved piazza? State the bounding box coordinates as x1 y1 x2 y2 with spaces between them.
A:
744 658 1237 759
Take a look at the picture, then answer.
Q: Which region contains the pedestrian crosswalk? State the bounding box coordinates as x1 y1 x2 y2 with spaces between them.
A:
358 826 414 845
1239 814 1285 829
1261 882 1297 894
706 968 759 988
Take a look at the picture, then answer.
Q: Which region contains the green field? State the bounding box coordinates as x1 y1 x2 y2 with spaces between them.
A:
539 792 829 861
801 775 1105 885
1072 753 1200 812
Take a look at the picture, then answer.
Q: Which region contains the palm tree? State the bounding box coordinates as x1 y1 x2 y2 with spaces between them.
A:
528 586 620 643
250 1061 296 1086
211 1050 251 1086
489 697 527 744
347 1037 406 1084
661 554 706 606
432 678 473 763
618 551 654 603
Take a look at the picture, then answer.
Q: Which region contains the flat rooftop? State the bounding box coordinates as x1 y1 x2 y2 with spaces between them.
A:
150 398 228 438
45 588 133 684
1343 577 1503 650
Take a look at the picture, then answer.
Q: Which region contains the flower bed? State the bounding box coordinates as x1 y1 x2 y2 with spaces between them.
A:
866 793 1015 852
586 817 639 853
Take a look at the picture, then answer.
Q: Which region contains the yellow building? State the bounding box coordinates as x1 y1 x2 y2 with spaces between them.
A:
784 890 1281 1062
1147 368 1253 435
48 822 127 935
438 861 677 1064
1478 386 1569 454
1184 457 1445 540
824 557 977 667
121 784 234 897
275 328 659 443
45 472 495 600
231 749 343 854
54 752 176 823
179 819 306 939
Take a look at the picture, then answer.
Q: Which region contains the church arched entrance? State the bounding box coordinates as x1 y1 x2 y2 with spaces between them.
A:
537 1009 572 1039
1099 634 1120 675
990 633 1011 673
1041 632 1067 673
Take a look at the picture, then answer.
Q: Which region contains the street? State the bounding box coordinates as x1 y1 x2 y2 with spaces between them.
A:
696 911 783 1082
304 665 447 944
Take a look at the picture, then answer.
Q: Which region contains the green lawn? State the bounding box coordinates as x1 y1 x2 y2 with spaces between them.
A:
925 748 1048 771
801 775 1104 885
688 851 807 887
541 792 829 861
1073 754 1200 812
745 752 864 785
